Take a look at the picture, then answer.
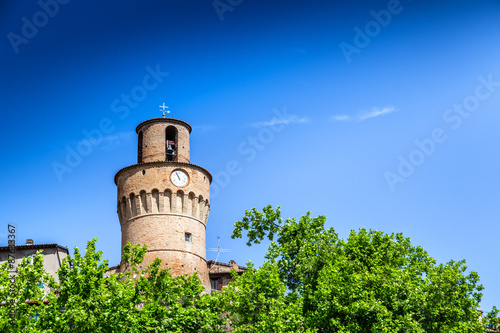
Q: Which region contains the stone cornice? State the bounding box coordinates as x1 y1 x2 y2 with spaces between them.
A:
135 117 192 134
114 161 212 185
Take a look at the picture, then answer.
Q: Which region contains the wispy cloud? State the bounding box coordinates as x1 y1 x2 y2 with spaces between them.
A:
331 115 350 121
99 132 134 150
358 106 396 120
72 131 134 152
330 106 396 122
250 115 310 128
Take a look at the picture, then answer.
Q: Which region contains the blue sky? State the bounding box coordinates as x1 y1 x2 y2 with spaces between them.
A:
1 0 499 310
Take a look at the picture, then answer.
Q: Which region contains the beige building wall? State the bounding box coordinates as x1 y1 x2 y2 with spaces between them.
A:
0 244 69 283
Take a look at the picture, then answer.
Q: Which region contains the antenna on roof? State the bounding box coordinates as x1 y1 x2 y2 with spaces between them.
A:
208 236 231 263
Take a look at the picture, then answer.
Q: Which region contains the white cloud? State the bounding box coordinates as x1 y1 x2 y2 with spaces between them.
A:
330 106 396 122
250 115 310 128
72 131 134 151
357 106 396 121
330 115 350 121
99 131 134 150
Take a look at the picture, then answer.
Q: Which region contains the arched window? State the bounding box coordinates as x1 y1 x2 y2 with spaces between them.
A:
189 192 196 217
165 126 178 161
140 190 148 214
176 190 184 214
138 131 143 163
198 195 204 220
121 196 128 220
152 189 160 213
130 193 137 217
164 190 172 213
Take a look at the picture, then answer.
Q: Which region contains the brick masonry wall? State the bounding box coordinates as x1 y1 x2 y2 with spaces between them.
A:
138 119 190 163
121 215 210 289
116 118 211 291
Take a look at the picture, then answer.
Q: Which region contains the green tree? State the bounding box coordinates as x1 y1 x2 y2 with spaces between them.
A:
0 250 53 332
231 205 497 332
0 240 225 333
221 261 311 332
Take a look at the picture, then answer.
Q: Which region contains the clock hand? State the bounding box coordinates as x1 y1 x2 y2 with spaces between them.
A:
177 173 181 181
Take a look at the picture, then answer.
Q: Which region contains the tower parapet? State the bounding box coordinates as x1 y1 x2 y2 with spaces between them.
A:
115 117 211 290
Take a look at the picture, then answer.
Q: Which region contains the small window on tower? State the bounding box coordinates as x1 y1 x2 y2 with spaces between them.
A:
185 232 191 242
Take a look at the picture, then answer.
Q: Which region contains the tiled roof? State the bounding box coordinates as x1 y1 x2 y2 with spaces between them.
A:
207 260 248 272
0 243 68 252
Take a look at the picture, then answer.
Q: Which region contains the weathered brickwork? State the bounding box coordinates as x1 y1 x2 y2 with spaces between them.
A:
136 118 191 163
115 117 211 291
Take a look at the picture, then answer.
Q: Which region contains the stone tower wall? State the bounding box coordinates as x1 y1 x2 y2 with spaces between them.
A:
116 118 211 291
137 118 191 163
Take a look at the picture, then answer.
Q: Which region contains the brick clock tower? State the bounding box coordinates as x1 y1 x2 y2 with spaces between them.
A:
114 114 212 290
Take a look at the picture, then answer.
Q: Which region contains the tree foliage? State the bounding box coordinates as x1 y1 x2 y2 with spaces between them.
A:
221 261 312 332
0 250 52 332
0 206 498 332
230 205 498 332
0 239 225 333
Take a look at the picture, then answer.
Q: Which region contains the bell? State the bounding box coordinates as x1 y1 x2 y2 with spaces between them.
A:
166 145 175 155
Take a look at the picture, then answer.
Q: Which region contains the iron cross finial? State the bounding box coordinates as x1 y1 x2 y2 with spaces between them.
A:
159 103 170 118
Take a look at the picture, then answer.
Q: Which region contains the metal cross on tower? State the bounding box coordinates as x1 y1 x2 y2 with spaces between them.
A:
159 103 170 118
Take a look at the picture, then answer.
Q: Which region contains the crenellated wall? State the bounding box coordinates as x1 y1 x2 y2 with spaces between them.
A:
117 188 210 225
115 161 211 220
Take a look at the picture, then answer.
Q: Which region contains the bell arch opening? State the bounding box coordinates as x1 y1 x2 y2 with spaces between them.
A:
165 126 178 161
138 131 143 163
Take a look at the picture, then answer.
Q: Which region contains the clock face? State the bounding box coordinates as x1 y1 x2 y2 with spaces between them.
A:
171 169 189 187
